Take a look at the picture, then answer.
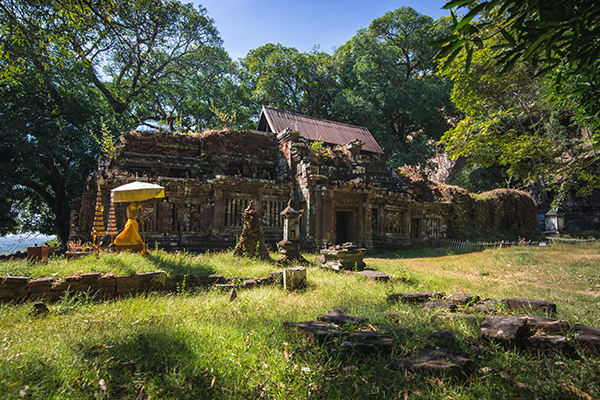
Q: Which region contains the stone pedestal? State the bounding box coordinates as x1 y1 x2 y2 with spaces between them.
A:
277 239 308 264
319 243 366 271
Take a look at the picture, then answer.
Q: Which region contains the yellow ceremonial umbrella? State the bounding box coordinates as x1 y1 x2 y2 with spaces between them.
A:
111 181 165 203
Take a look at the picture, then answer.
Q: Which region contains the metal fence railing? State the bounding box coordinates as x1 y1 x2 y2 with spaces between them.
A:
437 237 595 253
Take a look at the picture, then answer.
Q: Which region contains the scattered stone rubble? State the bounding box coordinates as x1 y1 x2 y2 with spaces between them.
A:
284 292 600 378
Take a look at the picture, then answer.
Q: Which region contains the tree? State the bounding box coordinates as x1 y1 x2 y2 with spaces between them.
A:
0 0 232 241
435 0 600 138
1 0 225 124
333 7 457 167
0 64 115 243
240 43 339 119
436 0 600 205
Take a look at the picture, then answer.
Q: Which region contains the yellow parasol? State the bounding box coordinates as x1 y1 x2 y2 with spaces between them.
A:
111 181 165 203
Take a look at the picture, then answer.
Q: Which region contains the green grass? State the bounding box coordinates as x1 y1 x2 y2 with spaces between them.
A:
1 244 600 399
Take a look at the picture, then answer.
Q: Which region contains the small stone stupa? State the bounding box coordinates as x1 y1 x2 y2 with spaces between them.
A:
277 200 308 264
233 201 270 260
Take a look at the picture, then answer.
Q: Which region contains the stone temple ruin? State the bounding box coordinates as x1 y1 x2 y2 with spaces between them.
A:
70 106 537 251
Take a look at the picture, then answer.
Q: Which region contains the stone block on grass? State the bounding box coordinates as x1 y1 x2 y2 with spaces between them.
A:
284 321 342 345
0 276 29 300
503 298 557 316
518 315 570 335
27 277 53 294
422 300 457 312
137 271 167 291
115 275 139 295
317 310 365 326
573 324 600 355
387 292 430 304
389 348 472 377
355 270 390 282
525 334 576 357
479 316 529 348
446 293 479 305
283 267 306 289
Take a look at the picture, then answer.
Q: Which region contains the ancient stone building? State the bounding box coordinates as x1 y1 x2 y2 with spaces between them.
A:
70 107 535 252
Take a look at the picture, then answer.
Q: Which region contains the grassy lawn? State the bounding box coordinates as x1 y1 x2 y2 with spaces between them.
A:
1 244 599 399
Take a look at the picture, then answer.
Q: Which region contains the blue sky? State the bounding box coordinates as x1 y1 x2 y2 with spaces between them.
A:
191 0 450 60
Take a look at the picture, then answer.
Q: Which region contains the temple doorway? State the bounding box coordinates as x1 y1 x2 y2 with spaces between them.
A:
336 211 353 244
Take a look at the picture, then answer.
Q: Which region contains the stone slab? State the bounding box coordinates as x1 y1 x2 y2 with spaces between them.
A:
479 316 529 347
503 298 557 316
27 277 54 293
517 315 570 335
114 275 139 295
354 270 390 282
574 324 600 355
316 310 366 326
1 276 30 289
389 348 472 377
137 271 167 291
473 299 501 313
387 292 431 304
284 321 342 345
526 334 576 357
422 300 457 312
446 293 479 305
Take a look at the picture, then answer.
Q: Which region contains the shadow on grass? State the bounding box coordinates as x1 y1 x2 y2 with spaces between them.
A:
144 252 216 276
77 325 221 399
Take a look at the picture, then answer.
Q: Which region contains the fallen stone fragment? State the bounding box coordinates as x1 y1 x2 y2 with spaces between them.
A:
389 348 472 377
573 324 600 355
31 302 49 316
474 299 501 313
526 334 576 357
422 300 457 312
284 321 342 345
243 279 257 288
479 316 529 347
316 310 365 326
518 315 570 335
387 292 430 304
344 330 396 356
446 293 479 306
354 270 390 282
502 298 557 316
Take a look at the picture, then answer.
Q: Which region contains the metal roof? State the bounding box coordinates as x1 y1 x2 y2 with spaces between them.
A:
258 106 384 155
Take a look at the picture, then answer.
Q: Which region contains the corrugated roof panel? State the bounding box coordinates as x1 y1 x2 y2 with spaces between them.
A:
260 106 384 154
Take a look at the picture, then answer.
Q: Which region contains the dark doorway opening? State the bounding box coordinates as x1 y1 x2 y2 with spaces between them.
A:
411 218 420 239
336 211 353 244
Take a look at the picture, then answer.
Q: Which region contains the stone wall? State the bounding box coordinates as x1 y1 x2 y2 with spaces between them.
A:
0 271 283 303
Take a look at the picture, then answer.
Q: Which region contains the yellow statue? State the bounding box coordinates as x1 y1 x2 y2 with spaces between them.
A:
112 203 145 252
